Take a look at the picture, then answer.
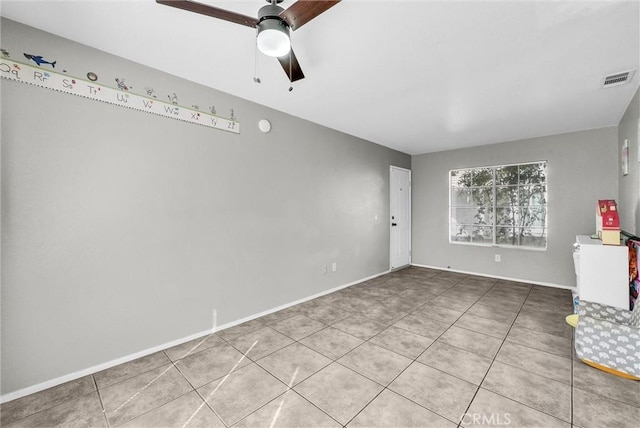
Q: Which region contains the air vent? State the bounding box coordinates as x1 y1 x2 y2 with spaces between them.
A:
603 69 636 87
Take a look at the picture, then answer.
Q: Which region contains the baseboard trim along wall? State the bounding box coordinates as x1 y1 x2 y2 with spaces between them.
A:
3 264 574 403
0 269 391 404
411 263 575 290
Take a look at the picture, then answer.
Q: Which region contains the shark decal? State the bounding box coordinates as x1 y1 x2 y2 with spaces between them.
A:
23 53 56 68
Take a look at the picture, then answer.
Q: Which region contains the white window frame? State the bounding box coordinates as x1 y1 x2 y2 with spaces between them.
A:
449 161 548 250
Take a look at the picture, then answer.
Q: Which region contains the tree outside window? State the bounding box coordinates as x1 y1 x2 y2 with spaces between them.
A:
450 162 547 249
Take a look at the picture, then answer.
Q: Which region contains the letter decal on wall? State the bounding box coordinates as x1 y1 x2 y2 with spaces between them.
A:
0 58 240 134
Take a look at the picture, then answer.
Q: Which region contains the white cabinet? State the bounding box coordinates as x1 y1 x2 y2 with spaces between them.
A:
573 235 628 310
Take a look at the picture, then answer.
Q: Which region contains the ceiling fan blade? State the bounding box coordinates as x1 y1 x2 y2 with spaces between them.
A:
277 49 305 82
156 0 258 28
280 0 340 31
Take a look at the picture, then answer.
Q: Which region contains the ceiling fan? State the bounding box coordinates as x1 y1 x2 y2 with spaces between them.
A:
156 0 341 82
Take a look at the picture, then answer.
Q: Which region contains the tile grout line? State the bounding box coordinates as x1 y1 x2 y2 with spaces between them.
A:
0 377 106 428
570 378 639 409
473 388 572 427
92 374 111 428
107 363 182 424
232 387 344 428
92 353 180 391
570 330 575 427
187 341 260 427
162 350 220 425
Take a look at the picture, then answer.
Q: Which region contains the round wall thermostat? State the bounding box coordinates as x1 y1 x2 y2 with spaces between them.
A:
258 119 271 133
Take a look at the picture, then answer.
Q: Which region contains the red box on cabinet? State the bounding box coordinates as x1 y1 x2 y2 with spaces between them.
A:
596 200 621 245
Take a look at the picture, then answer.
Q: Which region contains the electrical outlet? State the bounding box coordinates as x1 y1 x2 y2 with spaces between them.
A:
332 262 337 272
494 254 501 262
322 265 327 275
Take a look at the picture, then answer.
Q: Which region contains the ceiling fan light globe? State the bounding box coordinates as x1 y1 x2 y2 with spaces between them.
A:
257 19 291 57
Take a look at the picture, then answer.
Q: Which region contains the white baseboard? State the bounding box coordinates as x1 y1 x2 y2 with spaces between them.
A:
0 327 218 405
410 263 573 290
0 269 390 404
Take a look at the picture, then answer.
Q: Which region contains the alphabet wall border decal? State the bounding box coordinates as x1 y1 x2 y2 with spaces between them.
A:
1 53 240 134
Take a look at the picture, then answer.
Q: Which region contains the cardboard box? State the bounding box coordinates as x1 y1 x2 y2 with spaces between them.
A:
600 229 621 245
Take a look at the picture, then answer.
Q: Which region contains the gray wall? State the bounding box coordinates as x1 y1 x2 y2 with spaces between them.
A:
412 127 618 287
618 88 640 235
0 19 410 395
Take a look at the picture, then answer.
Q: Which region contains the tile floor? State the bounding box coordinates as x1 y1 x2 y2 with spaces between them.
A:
2 267 639 427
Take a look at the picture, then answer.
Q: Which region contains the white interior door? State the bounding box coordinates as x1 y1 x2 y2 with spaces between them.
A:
390 166 411 269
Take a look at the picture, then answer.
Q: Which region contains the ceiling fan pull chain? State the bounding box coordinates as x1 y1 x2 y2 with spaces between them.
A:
253 28 261 84
288 43 293 92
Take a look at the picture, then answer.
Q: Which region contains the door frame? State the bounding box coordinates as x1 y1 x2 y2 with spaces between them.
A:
390 165 412 270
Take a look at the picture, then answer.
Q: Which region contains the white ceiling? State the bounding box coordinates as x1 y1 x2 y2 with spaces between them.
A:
2 0 639 155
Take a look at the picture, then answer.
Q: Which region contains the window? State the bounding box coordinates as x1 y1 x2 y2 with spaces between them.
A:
449 161 547 249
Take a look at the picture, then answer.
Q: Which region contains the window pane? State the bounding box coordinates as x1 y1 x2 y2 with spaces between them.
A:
495 207 519 226
495 165 518 185
450 187 473 206
496 227 520 246
519 163 546 184
472 187 493 206
496 226 547 248
519 185 546 206
470 226 493 243
496 186 518 206
519 207 546 228
520 228 547 248
472 168 493 186
451 169 473 188
450 224 472 242
451 207 493 226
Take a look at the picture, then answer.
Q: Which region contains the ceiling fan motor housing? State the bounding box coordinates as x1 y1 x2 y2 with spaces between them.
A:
258 3 286 22
257 3 291 57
